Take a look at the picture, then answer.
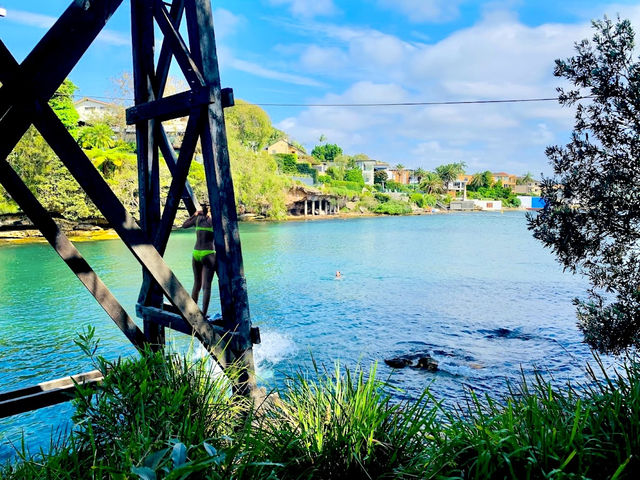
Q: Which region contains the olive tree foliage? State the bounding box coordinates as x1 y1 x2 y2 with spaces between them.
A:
528 17 640 354
225 100 275 151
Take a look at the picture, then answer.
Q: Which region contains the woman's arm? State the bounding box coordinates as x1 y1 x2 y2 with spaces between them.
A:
182 211 202 228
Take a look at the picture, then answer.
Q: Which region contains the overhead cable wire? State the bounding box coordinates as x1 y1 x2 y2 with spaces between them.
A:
70 94 593 107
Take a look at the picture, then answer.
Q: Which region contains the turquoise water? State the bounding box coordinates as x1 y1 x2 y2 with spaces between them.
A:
0 212 599 458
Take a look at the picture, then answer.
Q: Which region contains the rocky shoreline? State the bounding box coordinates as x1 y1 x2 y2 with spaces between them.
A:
0 207 519 245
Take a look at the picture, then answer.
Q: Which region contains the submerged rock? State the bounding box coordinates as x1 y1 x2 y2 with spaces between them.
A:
385 354 438 371
384 356 414 368
416 355 438 371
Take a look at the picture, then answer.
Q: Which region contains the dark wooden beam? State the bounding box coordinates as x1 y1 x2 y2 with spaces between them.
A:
125 86 214 125
153 0 205 88
132 0 164 346
185 0 256 396
0 0 124 163
135 305 241 347
0 370 103 419
154 0 186 97
0 160 146 350
156 123 198 214
154 109 203 254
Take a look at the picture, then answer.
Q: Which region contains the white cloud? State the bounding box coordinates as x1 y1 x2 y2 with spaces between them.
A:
268 0 337 18
271 13 596 173
228 57 325 87
213 8 245 38
378 0 464 23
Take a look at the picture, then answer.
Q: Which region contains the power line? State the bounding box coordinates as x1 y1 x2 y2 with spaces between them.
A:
71 94 592 107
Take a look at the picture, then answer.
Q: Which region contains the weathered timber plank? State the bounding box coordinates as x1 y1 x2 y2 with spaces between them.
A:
153 0 205 88
125 87 214 124
0 370 103 419
184 0 256 396
154 0 186 97
0 46 146 350
0 371 103 402
0 0 124 162
156 123 198 213
135 305 238 350
132 0 164 345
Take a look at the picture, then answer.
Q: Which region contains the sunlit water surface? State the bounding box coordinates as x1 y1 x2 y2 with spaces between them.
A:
0 212 606 459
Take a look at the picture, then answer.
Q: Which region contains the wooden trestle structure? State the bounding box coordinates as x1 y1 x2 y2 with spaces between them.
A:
0 0 260 417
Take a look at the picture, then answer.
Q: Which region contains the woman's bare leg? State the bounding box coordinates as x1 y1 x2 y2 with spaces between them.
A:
201 253 216 316
191 257 203 304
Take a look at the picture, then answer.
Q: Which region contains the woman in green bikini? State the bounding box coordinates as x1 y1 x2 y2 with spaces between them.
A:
182 203 217 316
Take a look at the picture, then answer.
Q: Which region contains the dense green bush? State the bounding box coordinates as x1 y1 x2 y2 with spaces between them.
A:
374 200 412 215
374 192 391 203
410 193 425 208
327 180 362 192
344 168 364 186
423 193 437 207
3 334 640 479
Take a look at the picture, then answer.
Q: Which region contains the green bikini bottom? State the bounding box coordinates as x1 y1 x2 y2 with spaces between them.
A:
193 249 215 262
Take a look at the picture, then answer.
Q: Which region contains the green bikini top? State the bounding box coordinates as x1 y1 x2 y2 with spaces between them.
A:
195 217 213 232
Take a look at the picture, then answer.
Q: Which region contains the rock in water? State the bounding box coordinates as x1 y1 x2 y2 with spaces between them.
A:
384 357 413 368
416 356 438 371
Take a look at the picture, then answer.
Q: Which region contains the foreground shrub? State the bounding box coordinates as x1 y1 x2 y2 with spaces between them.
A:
426 355 639 479
374 200 412 215
249 364 435 479
3 336 639 479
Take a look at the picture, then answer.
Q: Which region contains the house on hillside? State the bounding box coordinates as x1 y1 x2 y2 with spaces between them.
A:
514 179 541 195
75 97 120 124
75 96 187 146
266 139 306 156
355 158 376 185
446 179 469 199
387 168 412 184
492 172 517 190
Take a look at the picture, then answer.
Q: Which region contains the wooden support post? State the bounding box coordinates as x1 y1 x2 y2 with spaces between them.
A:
132 0 164 347
184 0 257 397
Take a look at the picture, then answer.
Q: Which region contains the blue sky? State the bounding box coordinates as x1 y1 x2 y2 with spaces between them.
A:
2 0 640 175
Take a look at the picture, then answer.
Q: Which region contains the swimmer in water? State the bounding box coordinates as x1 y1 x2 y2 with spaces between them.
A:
335 270 342 278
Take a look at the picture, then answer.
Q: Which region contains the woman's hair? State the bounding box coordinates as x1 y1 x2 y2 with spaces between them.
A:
201 202 209 216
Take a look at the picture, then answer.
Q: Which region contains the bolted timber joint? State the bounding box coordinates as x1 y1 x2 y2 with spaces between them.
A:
221 87 234 108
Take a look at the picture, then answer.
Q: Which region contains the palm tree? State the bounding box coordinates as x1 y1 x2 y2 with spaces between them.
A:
435 162 466 186
468 170 493 191
79 123 116 150
413 167 427 183
517 172 535 185
419 172 443 194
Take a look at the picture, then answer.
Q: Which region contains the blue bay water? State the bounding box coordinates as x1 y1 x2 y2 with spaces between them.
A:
0 212 600 459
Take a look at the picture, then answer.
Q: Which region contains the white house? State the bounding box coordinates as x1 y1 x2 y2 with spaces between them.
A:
355 159 376 185
74 97 119 124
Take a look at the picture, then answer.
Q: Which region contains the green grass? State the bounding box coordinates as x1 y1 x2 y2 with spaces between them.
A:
2 333 639 479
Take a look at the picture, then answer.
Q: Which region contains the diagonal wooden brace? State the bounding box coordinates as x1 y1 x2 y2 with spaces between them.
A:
0 160 146 350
